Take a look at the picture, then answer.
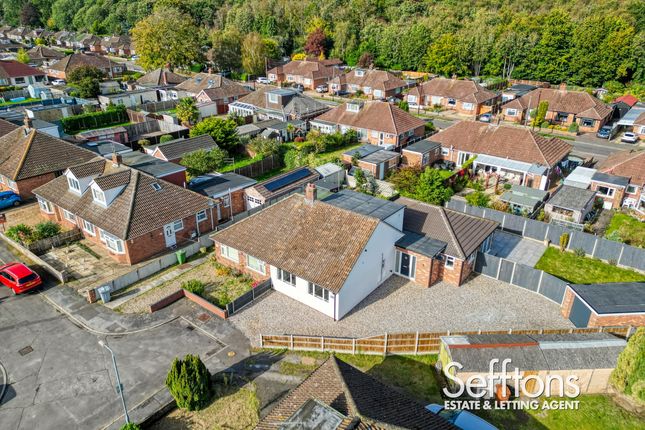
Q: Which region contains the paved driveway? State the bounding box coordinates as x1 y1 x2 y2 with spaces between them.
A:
0 287 245 430
488 231 546 267
230 275 573 344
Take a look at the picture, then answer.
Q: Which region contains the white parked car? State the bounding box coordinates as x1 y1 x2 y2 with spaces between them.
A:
256 77 271 84
621 132 638 143
51 79 66 86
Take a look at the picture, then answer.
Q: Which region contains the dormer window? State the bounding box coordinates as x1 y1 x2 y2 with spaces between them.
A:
68 176 81 194
268 93 278 104
347 102 361 113
92 187 106 205
355 69 365 77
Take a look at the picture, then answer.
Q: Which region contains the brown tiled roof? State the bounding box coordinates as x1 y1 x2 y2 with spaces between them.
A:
431 121 572 167
27 45 65 61
33 160 211 240
268 60 337 81
151 135 218 161
0 60 45 78
399 197 498 259
136 68 187 86
634 112 645 126
502 88 613 120
47 53 114 73
257 357 458 430
235 86 329 117
597 149 645 187
211 194 379 293
409 77 497 104
251 167 320 199
67 159 105 178
175 73 250 98
313 101 425 135
0 127 96 181
331 69 406 92
0 118 18 137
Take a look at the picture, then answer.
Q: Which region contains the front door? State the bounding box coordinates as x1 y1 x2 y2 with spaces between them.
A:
379 132 385 144
400 252 411 277
163 223 176 248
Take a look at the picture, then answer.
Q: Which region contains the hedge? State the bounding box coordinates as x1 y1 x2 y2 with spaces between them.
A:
61 105 128 134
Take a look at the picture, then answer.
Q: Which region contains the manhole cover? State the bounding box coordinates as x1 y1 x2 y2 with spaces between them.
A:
19 346 33 356
197 313 211 322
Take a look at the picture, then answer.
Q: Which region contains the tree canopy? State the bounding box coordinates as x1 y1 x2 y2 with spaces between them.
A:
189 117 239 151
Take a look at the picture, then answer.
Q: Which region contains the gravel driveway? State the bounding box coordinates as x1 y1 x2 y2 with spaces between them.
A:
230 274 573 344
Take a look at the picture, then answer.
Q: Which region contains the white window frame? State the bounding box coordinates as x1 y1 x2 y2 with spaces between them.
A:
268 93 278 103
82 219 95 236
597 185 615 198
407 95 417 103
63 209 76 224
462 102 474 111
444 255 455 270
308 282 329 302
506 108 518 116
104 232 125 254
246 255 266 274
67 176 81 193
37 197 54 214
278 268 296 286
92 187 106 205
220 245 239 263
626 185 638 194
98 228 107 243
441 147 450 156
222 195 231 208
196 210 207 223
173 220 184 231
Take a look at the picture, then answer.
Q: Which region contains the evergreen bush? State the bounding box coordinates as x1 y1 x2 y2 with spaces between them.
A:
165 354 212 411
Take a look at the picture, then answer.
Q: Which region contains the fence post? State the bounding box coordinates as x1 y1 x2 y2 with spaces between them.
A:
290 334 294 350
414 331 419 355
536 270 544 294
591 237 599 257
320 336 324 352
260 335 264 348
617 245 625 266
231 299 235 315
352 338 356 355
383 332 388 356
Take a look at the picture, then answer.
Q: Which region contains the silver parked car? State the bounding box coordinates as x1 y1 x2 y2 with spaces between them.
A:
621 132 638 143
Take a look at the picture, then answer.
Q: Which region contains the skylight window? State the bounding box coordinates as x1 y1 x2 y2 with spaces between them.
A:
151 183 162 191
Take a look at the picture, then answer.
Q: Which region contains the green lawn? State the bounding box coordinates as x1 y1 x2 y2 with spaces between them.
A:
606 212 645 248
0 97 40 107
312 143 361 166
219 153 263 173
535 247 645 284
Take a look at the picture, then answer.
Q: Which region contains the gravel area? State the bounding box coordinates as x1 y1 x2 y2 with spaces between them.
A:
230 274 574 345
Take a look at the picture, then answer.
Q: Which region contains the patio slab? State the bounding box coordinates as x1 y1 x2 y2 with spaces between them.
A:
488 231 547 267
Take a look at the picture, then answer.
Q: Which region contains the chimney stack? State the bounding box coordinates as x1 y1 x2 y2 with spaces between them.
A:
304 183 317 203
112 151 123 167
23 115 33 133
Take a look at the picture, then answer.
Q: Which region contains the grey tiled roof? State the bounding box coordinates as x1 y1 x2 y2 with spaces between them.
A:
188 173 256 198
322 189 404 221
403 138 441 154
569 282 645 314
547 185 596 211
153 135 218 161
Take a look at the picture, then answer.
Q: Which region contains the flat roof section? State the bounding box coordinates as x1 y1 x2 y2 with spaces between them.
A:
569 282 645 314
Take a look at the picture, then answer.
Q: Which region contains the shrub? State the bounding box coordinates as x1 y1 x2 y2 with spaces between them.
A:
503 183 512 190
5 224 34 244
608 258 618 266
138 138 151 147
536 209 546 221
120 424 142 430
159 134 175 143
181 279 205 296
248 137 279 157
213 261 233 277
465 191 490 208
61 105 128 134
606 230 623 243
567 122 580 133
573 248 586 257
611 327 645 403
559 233 570 251
165 354 212 411
33 221 62 241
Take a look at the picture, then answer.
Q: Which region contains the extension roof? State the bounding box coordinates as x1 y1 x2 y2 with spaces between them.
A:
569 282 645 314
313 101 425 135
188 172 256 198
330 68 407 92
0 126 96 181
257 357 458 430
0 60 45 78
398 196 498 259
211 193 381 294
547 185 596 211
597 149 645 187
502 87 613 120
408 77 497 104
33 159 210 240
150 135 218 161
250 167 320 200
431 121 572 167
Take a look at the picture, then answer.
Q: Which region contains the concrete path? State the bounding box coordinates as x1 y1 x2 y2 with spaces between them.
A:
104 256 208 311
488 231 547 267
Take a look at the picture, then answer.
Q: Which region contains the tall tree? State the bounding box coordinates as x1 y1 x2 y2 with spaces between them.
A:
304 27 328 57
175 97 199 126
131 7 202 71
16 48 30 64
423 33 469 77
189 117 239 151
208 29 242 72
241 32 266 76
414 168 454 205
523 10 573 84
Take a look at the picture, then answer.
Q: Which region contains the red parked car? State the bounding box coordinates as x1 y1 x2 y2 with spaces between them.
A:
0 262 42 294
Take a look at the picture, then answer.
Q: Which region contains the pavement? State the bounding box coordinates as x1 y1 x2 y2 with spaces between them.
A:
0 240 252 430
487 231 547 267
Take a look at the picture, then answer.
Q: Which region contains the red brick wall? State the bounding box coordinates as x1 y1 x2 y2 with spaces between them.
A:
214 242 271 282
230 189 246 216
561 288 645 327
441 257 468 286
590 182 624 209
158 169 187 187
561 288 575 318
2 173 57 199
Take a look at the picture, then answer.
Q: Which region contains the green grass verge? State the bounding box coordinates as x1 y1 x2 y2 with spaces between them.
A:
605 212 645 248
535 247 645 284
0 97 40 107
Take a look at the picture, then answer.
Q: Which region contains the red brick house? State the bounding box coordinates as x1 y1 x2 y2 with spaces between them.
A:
174 73 251 114
45 53 124 80
310 101 425 148
0 120 96 199
406 77 499 116
187 172 256 221
395 197 498 287
401 139 442 168
328 68 406 99
267 59 341 90
431 121 572 190
501 85 613 133
341 144 400 180
596 149 645 213
33 157 214 265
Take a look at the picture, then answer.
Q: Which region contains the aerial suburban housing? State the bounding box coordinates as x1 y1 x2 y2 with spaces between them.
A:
0 60 47 87
501 84 613 132
45 53 123 79
228 86 330 121
267 58 342 89
146 135 219 164
328 68 407 99
406 77 499 115
431 121 573 190
134 68 187 88
310 100 426 148
33 157 214 265
188 172 256 220
174 73 251 111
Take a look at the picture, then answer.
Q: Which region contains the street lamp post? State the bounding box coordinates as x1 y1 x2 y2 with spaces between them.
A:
98 340 130 424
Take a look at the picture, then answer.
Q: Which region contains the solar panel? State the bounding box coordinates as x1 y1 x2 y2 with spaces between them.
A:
263 168 311 192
